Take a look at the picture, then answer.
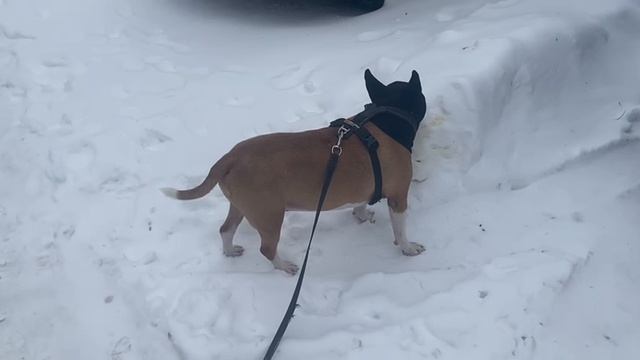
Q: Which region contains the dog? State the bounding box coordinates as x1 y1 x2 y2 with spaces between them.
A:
162 69 427 274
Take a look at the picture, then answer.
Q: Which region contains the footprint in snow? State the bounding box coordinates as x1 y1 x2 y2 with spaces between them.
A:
511 334 536 357
123 245 158 266
0 48 18 72
33 59 76 93
288 101 326 123
302 79 318 94
45 141 96 185
53 224 76 240
0 81 27 102
111 336 132 360
144 56 177 73
48 113 75 136
357 29 395 42
222 95 255 107
270 64 316 91
63 141 97 171
42 57 70 68
147 31 190 54
95 168 142 194
35 241 62 270
140 128 172 151
170 289 233 337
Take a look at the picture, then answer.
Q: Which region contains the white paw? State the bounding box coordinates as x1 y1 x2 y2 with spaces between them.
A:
273 259 299 275
352 207 375 224
400 242 425 256
223 245 244 257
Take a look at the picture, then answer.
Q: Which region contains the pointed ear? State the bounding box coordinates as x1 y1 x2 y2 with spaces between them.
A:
409 70 421 91
365 69 385 101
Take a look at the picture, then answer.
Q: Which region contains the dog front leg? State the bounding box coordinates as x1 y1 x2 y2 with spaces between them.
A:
387 198 425 256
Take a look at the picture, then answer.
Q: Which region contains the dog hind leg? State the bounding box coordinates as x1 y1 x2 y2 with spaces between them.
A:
352 203 375 223
244 207 299 275
220 204 245 257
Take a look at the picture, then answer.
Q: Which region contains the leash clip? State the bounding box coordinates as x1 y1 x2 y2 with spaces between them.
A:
332 126 349 156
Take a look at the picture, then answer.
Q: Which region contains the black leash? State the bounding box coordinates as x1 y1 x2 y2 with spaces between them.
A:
262 129 346 360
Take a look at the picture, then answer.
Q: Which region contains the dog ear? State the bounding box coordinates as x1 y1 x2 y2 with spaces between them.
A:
409 70 422 92
365 69 385 101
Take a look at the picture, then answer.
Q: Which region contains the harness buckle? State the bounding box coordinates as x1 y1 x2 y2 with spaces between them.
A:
331 125 349 156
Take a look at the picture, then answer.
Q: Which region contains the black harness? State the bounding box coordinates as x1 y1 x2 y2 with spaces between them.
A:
329 103 420 205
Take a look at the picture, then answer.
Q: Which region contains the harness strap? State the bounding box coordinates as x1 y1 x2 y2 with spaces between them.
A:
356 103 418 132
329 118 383 205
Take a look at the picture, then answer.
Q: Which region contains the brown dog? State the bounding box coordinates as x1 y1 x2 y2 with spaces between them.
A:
162 69 427 274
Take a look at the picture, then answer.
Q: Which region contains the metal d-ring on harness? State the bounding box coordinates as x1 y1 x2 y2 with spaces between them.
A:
263 103 419 360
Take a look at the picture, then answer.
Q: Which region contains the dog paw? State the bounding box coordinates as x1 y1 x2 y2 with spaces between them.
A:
401 242 426 256
352 207 375 224
223 245 244 257
273 259 299 275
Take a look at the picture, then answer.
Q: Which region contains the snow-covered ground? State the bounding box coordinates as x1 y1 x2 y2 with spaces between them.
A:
1 0 639 359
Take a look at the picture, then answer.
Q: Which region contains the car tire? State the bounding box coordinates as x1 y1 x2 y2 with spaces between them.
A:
354 0 384 11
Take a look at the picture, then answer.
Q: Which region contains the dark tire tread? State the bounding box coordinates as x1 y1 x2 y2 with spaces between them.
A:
354 0 384 11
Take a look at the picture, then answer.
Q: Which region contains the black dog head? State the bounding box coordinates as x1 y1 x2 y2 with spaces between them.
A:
365 69 426 123
364 69 427 151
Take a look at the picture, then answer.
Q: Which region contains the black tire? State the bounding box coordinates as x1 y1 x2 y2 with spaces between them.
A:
354 0 384 11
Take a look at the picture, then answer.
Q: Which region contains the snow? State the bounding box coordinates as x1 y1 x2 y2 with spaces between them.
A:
1 0 639 359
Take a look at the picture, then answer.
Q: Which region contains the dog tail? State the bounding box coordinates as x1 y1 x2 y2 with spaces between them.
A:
161 157 229 200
